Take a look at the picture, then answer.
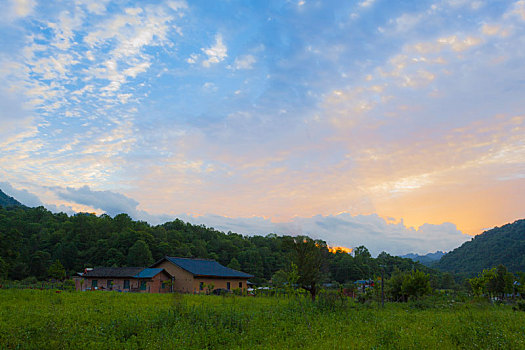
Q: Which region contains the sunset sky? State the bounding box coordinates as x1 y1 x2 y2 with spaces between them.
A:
1 0 524 255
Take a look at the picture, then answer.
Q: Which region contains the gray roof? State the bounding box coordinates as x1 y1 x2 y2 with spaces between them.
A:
83 267 144 278
161 257 253 278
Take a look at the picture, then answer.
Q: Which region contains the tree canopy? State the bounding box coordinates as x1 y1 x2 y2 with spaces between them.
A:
0 205 449 284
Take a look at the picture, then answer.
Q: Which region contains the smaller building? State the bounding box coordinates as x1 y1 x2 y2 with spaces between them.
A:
75 267 173 293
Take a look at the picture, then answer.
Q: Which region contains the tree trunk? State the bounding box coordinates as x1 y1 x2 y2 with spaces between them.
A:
310 282 316 301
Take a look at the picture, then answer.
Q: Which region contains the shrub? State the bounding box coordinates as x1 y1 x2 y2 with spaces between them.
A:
515 300 525 312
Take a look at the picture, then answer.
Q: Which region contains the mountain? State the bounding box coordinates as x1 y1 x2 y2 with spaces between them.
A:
0 189 25 208
400 251 445 266
435 219 525 275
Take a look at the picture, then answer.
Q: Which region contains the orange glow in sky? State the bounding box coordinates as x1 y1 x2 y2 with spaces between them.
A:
328 246 353 254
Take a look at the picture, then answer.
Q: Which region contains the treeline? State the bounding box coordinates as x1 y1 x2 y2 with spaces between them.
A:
1 205 450 286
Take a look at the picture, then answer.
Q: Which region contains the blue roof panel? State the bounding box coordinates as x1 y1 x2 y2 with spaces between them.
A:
165 257 253 278
134 268 164 278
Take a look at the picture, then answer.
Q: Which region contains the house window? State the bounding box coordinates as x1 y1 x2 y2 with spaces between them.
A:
199 282 204 291
123 280 130 289
140 281 147 290
239 282 242 289
92 280 98 288
227 282 231 290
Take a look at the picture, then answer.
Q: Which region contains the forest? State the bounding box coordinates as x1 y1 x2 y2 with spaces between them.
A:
435 219 525 275
0 204 453 288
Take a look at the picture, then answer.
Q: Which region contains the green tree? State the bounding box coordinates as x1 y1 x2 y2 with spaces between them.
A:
227 257 241 271
402 270 432 300
388 269 432 301
488 264 514 299
0 257 8 280
9 261 29 281
286 236 327 301
127 240 153 266
469 265 514 299
48 259 66 281
106 248 125 267
440 272 456 290
468 275 485 297
30 251 51 280
271 269 289 288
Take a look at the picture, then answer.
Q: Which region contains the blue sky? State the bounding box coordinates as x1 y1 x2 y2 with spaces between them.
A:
1 0 524 255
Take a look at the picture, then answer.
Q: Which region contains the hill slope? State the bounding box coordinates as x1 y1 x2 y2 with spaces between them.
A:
435 219 525 275
0 189 25 207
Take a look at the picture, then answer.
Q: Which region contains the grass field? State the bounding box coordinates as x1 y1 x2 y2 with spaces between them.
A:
0 290 524 349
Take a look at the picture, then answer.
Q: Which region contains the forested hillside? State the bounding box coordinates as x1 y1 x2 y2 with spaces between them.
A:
0 204 437 284
0 189 24 208
435 219 525 275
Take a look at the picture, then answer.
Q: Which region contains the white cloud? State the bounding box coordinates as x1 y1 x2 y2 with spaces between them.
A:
55 185 140 217
179 212 470 256
233 54 256 70
359 0 376 8
75 0 111 15
481 23 509 37
8 0 36 20
47 10 85 51
202 82 218 91
509 0 525 21
437 35 483 52
392 13 423 32
202 34 228 67
187 53 199 64
0 181 43 207
167 1 188 12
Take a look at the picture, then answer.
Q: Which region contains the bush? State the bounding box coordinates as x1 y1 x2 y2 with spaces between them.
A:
21 276 38 285
61 279 75 291
515 300 525 312
315 289 346 311
387 269 432 302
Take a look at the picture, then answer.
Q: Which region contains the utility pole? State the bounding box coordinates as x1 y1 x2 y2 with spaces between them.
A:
380 264 385 308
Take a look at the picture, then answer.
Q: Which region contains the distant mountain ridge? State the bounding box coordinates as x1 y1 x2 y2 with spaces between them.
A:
435 219 525 275
400 251 445 266
0 189 25 208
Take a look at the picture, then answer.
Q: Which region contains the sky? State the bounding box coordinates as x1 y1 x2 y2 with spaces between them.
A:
0 0 524 256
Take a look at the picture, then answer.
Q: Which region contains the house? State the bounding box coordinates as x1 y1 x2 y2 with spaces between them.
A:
150 256 253 294
75 267 173 293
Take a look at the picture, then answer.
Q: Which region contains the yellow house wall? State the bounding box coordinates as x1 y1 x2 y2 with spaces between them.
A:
153 259 250 293
193 277 247 293
155 260 195 293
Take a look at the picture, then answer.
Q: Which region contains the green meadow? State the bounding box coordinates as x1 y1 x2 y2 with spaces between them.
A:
0 290 524 349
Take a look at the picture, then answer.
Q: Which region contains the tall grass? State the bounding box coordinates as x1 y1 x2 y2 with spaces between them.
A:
0 290 523 349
